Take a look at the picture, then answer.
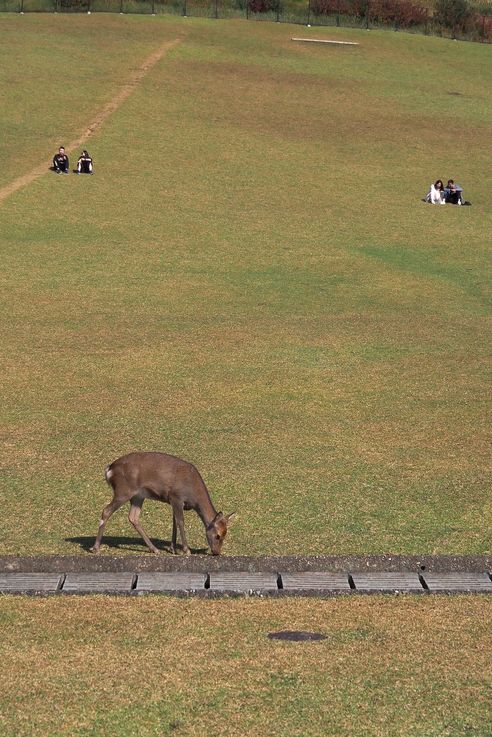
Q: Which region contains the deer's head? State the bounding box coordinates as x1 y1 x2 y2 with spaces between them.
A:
206 512 236 555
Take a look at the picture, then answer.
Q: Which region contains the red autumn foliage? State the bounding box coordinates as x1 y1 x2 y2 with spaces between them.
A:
310 0 429 26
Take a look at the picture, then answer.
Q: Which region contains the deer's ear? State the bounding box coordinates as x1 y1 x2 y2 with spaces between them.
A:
226 512 237 525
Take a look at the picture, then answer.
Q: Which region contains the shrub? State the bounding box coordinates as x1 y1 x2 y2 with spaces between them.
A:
310 0 428 26
310 0 368 17
470 1 492 16
371 0 428 24
247 0 278 11
433 0 471 29
59 0 89 8
465 10 492 39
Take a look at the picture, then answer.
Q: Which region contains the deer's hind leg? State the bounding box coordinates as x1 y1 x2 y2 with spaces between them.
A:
128 493 160 554
90 496 127 553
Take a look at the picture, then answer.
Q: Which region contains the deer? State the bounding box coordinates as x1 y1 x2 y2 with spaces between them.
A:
90 452 235 556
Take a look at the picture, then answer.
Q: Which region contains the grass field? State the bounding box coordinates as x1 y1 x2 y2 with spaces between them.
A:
0 595 491 736
1 16 491 737
0 14 491 557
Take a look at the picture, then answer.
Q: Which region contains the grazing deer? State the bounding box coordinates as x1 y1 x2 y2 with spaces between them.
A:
90 452 235 555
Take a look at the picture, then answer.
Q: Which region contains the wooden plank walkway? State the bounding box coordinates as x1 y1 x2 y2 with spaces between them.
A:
209 572 279 593
351 572 424 593
0 570 491 596
62 573 135 593
281 572 351 592
136 572 206 592
0 573 63 593
422 573 492 593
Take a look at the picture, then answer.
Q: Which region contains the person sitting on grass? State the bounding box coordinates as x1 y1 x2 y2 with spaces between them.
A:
445 179 463 205
426 179 445 204
53 146 69 174
76 150 93 175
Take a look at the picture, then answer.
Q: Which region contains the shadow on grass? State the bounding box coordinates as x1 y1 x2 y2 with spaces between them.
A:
65 536 208 555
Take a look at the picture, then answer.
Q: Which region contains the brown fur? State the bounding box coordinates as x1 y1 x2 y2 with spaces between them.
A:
91 452 235 555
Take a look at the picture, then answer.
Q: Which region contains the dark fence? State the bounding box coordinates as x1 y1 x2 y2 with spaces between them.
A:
2 0 491 42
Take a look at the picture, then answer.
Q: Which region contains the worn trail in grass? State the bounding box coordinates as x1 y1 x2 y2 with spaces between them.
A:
0 37 182 204
0 16 491 556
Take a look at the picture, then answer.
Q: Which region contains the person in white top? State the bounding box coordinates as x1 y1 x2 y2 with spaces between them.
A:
428 179 445 204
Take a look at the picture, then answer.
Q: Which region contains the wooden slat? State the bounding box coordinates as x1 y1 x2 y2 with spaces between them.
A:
209 572 278 592
136 573 206 592
291 38 359 46
62 573 134 593
351 572 424 592
422 573 492 592
0 573 62 593
280 572 351 591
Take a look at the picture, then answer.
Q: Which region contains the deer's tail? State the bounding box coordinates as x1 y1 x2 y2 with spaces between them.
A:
104 464 114 485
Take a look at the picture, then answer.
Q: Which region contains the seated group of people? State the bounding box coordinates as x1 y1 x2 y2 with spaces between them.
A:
426 179 464 205
52 146 93 175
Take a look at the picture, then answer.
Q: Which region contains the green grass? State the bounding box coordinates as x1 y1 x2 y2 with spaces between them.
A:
0 15 491 556
0 595 491 737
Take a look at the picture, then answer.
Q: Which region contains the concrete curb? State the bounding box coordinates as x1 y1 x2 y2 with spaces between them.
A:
1 554 491 573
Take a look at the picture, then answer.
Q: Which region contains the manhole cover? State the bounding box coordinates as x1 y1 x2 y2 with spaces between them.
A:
267 631 327 641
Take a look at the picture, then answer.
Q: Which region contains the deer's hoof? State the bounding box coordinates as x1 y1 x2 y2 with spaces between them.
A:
89 546 99 554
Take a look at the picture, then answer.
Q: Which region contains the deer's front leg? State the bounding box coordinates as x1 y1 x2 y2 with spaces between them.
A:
171 504 191 556
171 513 178 555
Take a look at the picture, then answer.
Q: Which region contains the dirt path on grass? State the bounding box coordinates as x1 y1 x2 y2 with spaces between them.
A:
0 38 181 206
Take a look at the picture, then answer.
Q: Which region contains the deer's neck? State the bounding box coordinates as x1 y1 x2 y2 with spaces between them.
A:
194 485 218 528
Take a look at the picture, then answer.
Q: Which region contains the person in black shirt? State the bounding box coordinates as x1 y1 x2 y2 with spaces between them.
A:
53 146 69 174
77 150 93 174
